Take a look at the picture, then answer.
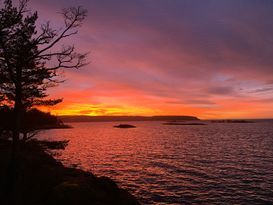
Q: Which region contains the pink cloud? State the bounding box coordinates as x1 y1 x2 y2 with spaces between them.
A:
30 0 273 118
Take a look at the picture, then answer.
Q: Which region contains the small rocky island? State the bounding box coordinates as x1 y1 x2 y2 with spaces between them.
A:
114 124 136 128
210 120 255 123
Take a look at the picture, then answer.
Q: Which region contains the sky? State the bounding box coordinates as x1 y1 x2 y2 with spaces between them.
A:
27 0 273 119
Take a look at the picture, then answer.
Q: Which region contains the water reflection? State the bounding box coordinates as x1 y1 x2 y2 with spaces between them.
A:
39 121 273 204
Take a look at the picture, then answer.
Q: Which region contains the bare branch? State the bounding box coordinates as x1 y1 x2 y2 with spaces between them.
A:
18 0 29 14
35 21 58 45
35 6 87 57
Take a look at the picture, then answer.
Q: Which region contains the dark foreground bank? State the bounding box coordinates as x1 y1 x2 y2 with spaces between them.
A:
0 139 140 205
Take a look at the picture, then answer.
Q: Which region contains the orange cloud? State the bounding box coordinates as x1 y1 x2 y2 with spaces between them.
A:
32 0 273 119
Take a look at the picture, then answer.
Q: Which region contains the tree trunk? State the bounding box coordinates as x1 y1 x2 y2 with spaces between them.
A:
4 71 23 205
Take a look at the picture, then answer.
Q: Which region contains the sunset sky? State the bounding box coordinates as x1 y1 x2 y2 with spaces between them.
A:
30 0 273 119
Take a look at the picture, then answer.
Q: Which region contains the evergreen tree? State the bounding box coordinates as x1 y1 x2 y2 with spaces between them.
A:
0 0 87 147
0 1 87 204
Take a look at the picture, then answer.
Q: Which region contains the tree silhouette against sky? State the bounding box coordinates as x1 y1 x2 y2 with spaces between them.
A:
0 0 87 149
0 1 87 203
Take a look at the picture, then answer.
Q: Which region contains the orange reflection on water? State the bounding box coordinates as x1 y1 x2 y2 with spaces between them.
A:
39 121 273 204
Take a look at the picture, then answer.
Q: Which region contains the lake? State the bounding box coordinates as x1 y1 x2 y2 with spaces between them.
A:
39 121 273 204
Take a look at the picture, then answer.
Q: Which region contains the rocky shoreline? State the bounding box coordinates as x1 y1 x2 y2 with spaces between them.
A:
0 139 140 205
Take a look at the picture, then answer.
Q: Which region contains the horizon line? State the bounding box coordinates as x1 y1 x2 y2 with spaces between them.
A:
57 115 273 120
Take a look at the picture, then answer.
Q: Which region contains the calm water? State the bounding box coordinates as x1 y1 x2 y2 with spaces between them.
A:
39 121 273 204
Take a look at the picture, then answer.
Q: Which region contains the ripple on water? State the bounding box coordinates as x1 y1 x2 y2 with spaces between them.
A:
39 121 273 204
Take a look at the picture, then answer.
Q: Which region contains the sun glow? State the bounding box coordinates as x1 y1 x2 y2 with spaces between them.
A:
39 103 157 116
31 0 273 119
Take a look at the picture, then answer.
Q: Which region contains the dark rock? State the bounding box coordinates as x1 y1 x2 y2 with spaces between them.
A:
210 120 255 123
0 139 140 205
114 124 136 128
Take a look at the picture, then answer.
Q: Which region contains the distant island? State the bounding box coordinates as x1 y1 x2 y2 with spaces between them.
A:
60 115 200 122
163 122 206 126
210 120 255 123
114 124 136 128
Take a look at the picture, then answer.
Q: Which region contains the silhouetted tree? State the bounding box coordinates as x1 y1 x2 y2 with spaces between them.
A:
0 1 87 203
0 0 87 150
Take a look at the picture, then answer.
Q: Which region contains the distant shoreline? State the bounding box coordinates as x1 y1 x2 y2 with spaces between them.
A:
59 115 200 123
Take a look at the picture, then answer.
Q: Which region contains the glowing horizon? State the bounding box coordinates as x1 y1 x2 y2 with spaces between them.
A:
32 0 273 119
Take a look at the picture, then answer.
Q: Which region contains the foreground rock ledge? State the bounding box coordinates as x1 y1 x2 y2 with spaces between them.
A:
0 139 140 205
